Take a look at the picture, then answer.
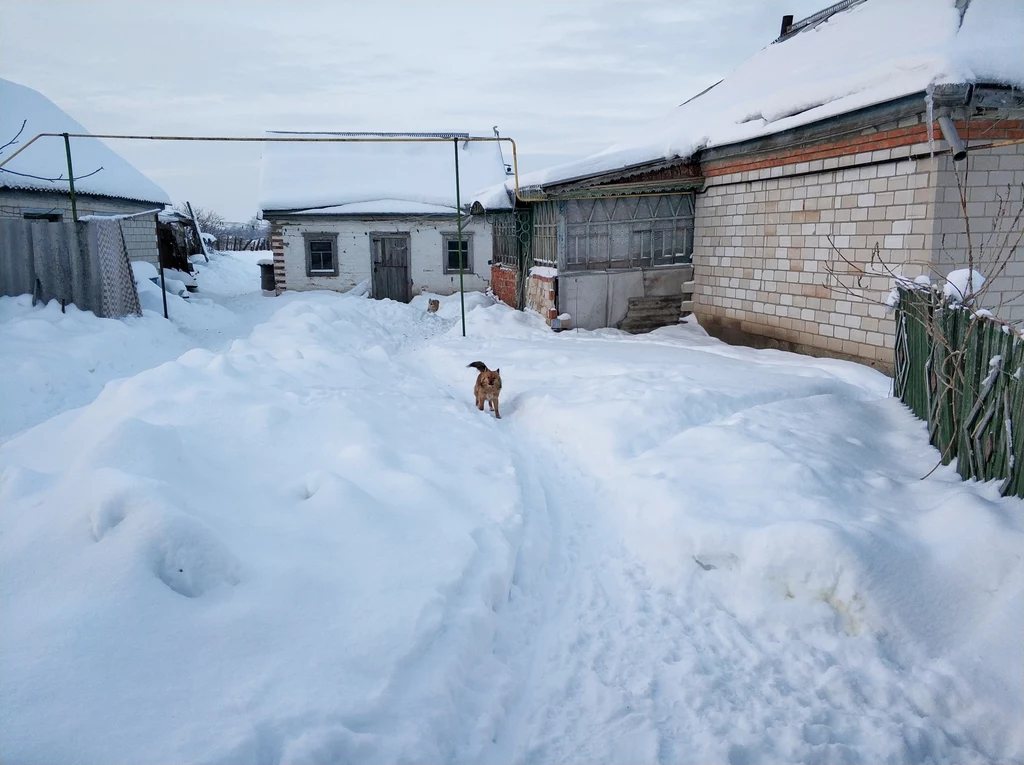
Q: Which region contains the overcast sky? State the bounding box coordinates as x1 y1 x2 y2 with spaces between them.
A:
1 0 824 220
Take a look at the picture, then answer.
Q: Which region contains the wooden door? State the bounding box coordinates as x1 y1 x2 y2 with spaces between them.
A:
371 234 411 302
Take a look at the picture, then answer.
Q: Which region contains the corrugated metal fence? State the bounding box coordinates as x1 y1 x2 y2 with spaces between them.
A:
894 286 1023 498
0 218 142 318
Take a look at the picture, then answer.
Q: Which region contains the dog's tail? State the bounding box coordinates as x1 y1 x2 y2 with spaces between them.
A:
467 361 488 372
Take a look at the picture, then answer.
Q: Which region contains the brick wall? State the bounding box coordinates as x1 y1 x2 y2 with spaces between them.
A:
0 189 161 265
0 189 158 220
270 222 286 293
116 214 160 265
932 143 1024 323
693 114 1024 370
490 264 518 307
524 272 557 323
705 119 1024 179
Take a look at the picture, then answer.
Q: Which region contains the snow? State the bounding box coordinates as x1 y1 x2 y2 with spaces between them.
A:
529 265 558 279
944 268 986 303
484 0 1024 194
0 251 270 442
0 78 170 206
259 132 513 213
2 277 1023 763
290 199 460 216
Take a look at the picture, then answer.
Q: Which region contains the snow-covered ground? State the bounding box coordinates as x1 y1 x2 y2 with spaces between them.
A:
1 262 1022 765
0 250 276 442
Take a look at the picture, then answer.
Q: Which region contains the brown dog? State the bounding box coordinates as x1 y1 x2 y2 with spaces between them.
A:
467 361 502 419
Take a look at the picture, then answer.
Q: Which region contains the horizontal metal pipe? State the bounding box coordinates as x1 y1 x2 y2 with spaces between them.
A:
0 132 532 202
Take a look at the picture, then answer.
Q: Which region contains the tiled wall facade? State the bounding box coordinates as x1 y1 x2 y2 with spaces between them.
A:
0 189 161 264
693 117 1024 370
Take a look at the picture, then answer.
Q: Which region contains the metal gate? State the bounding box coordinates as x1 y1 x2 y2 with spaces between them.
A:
371 234 411 302
490 209 533 308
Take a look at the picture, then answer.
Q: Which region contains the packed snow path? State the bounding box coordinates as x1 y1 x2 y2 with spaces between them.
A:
1 285 1022 765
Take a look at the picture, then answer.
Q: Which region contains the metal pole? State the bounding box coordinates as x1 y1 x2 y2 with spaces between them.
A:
62 133 78 222
0 133 536 203
454 137 466 337
159 257 169 320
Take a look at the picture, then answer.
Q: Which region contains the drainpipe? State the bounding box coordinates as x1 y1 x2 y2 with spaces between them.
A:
937 115 967 162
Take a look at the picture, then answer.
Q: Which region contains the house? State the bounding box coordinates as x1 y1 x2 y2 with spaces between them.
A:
0 78 170 264
258 132 513 301
477 0 1024 370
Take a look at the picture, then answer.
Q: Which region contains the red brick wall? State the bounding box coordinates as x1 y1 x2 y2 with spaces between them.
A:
704 119 1024 178
490 264 519 308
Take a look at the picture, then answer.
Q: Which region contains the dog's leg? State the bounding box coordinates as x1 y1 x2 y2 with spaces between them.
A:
476 392 484 411
493 397 501 419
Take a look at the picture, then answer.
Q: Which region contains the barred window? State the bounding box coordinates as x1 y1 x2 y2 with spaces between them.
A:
563 194 694 271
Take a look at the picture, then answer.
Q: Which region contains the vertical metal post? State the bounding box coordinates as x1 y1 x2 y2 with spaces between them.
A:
159 258 169 319
62 133 78 222
454 138 466 337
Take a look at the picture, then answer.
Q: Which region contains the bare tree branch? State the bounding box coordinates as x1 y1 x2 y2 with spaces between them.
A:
0 165 104 183
0 119 26 156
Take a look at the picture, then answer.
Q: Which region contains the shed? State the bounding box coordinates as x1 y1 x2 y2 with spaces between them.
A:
258 131 512 301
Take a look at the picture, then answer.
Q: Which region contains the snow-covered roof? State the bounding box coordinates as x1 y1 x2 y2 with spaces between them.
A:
258 131 513 214
500 0 1024 194
0 78 170 206
289 200 461 216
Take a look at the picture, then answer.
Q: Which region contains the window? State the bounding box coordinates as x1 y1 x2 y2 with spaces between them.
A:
443 232 472 273
562 194 695 271
304 234 338 276
22 210 61 222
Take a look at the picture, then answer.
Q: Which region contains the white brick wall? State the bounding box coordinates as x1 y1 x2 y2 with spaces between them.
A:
932 143 1024 323
271 215 493 296
693 139 1024 366
693 155 939 365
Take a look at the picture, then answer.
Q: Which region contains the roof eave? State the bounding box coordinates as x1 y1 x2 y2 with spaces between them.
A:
0 182 168 208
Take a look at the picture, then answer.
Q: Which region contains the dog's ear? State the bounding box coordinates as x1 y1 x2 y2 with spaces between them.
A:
496 368 500 374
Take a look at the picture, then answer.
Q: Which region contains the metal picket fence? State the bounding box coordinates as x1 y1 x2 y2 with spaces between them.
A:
894 285 1024 498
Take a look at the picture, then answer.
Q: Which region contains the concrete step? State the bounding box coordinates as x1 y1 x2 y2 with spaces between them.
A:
626 294 683 309
618 294 684 334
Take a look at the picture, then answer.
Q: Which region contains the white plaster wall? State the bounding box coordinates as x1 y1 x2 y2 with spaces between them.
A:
273 214 493 297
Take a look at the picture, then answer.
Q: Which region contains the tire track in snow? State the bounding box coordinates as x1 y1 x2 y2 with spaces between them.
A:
473 414 1014 765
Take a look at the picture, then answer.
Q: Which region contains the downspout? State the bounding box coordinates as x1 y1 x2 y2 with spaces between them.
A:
937 115 967 162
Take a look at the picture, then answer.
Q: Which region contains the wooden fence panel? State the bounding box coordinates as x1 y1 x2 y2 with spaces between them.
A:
895 286 1023 499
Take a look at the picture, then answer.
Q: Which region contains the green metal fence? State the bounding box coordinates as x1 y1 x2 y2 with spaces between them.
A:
894 286 1024 498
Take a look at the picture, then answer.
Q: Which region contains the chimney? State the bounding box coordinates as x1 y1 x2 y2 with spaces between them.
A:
780 14 794 36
